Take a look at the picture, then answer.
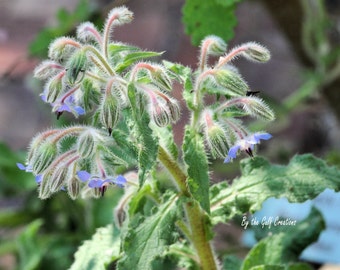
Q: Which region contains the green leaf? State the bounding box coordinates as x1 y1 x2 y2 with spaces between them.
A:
241 208 324 269
118 193 179 270
115 51 164 72
183 128 210 213
223 255 242 270
210 154 340 224
248 264 313 270
162 60 194 110
16 220 45 270
214 0 242 7
182 0 238 46
69 224 120 270
249 266 284 270
127 84 159 186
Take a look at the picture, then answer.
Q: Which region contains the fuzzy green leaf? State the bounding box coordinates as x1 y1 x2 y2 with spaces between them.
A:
69 224 120 270
241 208 324 269
183 128 210 213
162 60 194 110
128 84 159 186
210 154 340 224
116 51 164 72
182 0 238 46
118 193 179 270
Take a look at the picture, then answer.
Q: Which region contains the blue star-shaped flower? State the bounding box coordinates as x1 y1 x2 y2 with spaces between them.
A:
224 132 272 163
17 163 42 184
77 170 126 196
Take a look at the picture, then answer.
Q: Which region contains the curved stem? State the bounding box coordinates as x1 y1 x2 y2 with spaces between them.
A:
82 45 115 76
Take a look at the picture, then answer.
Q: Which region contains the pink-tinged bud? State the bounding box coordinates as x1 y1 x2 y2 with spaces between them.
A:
34 60 63 79
45 71 65 103
67 175 80 200
32 141 58 174
151 65 172 91
201 35 226 56
242 42 271 63
76 22 102 44
48 37 81 62
66 49 87 85
106 6 133 27
149 97 171 127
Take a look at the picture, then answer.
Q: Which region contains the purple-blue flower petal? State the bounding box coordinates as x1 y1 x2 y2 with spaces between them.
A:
224 145 241 163
17 163 26 170
114 175 127 187
35 175 42 184
88 179 104 188
77 170 91 182
253 132 272 142
74 106 85 115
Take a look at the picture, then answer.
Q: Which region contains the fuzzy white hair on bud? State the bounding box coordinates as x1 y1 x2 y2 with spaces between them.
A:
48 37 81 62
34 60 64 79
76 22 102 44
242 42 271 63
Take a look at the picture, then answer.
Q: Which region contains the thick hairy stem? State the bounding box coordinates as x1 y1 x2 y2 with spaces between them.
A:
158 146 219 270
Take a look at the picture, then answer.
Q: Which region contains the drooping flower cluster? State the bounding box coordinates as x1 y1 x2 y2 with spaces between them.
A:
193 36 275 161
20 6 275 200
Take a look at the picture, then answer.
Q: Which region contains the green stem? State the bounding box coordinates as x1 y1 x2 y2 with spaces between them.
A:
157 146 218 270
82 45 115 76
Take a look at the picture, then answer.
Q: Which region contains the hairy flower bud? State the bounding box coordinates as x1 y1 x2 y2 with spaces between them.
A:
201 35 227 56
38 171 53 199
206 125 229 158
48 37 81 62
106 6 133 26
149 98 171 127
67 175 80 200
77 131 96 158
100 93 121 134
76 22 102 44
45 71 65 103
242 42 271 63
151 66 172 91
167 98 180 123
32 141 58 174
242 96 275 121
34 60 63 79
66 49 87 85
49 166 68 193
214 69 249 96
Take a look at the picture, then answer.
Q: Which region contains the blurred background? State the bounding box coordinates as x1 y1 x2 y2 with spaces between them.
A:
0 0 340 269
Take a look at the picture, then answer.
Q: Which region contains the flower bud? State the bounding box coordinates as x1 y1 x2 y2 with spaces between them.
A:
81 78 101 111
38 171 53 199
242 42 271 63
167 98 180 123
32 141 58 175
214 69 249 96
48 37 81 62
66 49 87 85
34 60 63 79
201 35 227 56
67 175 80 200
106 6 133 27
150 99 171 127
49 166 68 193
45 71 65 103
100 93 121 135
151 66 172 91
77 131 96 158
76 22 101 44
206 125 229 158
242 96 275 121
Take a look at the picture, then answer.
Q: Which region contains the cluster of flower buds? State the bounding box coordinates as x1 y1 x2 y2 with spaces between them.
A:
18 126 128 199
194 36 275 161
33 6 179 131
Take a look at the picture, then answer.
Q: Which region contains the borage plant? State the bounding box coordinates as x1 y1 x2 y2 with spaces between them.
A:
19 6 340 270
